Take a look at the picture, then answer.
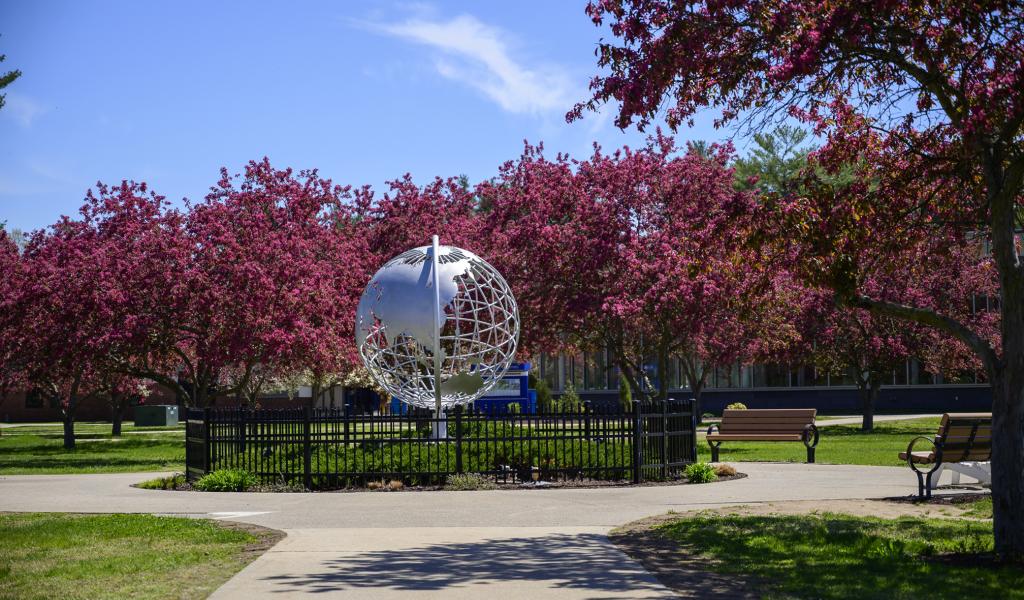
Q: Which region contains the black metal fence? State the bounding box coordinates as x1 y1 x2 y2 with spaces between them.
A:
185 399 696 489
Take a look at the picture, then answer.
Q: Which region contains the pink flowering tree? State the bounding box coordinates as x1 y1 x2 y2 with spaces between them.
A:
574 0 1024 558
485 136 800 409
355 174 484 260
0 230 26 426
124 159 375 408
9 184 173 449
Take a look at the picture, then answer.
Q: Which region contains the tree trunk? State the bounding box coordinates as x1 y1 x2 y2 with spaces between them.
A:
858 379 880 432
62 412 75 450
991 357 1024 561
111 406 123 437
692 384 704 423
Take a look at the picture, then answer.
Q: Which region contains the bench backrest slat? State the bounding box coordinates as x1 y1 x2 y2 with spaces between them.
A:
720 409 816 434
936 413 992 462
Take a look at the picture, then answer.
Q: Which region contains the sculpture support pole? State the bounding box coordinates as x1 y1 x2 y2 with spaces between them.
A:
431 235 446 439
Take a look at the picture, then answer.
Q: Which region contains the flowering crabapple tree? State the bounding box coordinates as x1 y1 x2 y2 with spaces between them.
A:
484 136 800 410
354 173 484 261
8 186 170 449
574 0 1024 559
0 230 25 428
125 159 375 408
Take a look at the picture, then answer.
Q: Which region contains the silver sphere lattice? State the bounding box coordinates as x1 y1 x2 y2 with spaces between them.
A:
355 237 519 411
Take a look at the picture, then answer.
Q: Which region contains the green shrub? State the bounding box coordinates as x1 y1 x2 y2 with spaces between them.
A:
726 402 748 411
194 469 257 492
136 473 185 490
534 379 554 412
506 402 521 414
229 418 635 488
685 461 718 484
445 473 498 491
559 381 583 412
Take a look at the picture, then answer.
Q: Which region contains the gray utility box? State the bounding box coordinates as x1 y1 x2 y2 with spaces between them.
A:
134 405 179 427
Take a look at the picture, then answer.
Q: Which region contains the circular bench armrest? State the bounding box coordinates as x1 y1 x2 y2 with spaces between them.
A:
906 436 940 475
706 423 721 448
802 423 819 448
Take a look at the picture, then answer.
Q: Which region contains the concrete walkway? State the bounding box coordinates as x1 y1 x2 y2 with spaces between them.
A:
0 462 954 598
816 414 939 427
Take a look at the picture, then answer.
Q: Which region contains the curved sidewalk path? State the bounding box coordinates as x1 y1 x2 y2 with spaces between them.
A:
0 463 935 599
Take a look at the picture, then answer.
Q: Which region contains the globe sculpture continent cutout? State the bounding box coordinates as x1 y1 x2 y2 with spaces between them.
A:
355 236 519 413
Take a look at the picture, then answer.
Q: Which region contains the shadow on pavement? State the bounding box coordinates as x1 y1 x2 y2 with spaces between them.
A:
260 532 673 598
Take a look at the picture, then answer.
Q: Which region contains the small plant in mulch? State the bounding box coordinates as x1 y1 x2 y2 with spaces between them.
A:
445 473 498 491
684 461 718 484
713 463 737 477
194 469 257 492
367 479 405 491
249 481 307 493
136 473 187 490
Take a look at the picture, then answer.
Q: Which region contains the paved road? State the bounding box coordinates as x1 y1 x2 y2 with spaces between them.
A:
0 463 951 598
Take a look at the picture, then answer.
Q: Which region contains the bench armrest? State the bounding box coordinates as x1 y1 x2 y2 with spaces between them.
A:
906 436 941 475
802 423 819 448
706 423 721 448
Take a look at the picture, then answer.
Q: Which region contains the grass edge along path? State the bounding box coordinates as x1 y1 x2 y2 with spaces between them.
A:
0 512 283 600
611 507 1018 600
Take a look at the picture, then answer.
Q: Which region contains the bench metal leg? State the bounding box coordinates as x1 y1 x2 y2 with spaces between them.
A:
710 444 720 462
932 464 946 489
806 446 815 464
915 470 934 499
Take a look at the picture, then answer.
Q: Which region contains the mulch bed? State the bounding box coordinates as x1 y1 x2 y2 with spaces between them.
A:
883 491 991 506
140 472 747 493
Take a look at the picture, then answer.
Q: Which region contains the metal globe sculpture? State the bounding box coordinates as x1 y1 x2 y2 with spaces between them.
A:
355 236 519 413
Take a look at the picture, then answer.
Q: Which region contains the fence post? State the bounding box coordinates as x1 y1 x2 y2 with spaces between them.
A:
632 401 643 484
584 401 591 440
237 406 246 454
690 398 698 462
203 407 212 474
454 407 464 474
303 405 312 490
343 400 350 447
661 399 669 479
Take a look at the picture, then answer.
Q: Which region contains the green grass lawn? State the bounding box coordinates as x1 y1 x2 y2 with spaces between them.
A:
0 432 184 474
1 422 184 437
0 513 276 600
698 417 941 466
655 512 1018 600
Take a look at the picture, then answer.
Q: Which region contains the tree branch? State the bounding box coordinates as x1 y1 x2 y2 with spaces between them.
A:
847 295 999 373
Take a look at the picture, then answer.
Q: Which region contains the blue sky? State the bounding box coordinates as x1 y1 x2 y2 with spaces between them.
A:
0 1 732 232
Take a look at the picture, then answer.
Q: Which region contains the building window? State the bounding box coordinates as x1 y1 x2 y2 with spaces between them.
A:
584 350 611 390
752 364 791 387
909 359 934 385
540 353 560 391
714 364 742 388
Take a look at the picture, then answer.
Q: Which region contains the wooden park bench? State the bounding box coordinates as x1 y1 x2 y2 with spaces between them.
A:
902 412 992 498
707 408 819 463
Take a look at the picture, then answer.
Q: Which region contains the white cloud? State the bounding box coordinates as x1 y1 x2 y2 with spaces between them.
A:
372 14 573 116
3 93 46 127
